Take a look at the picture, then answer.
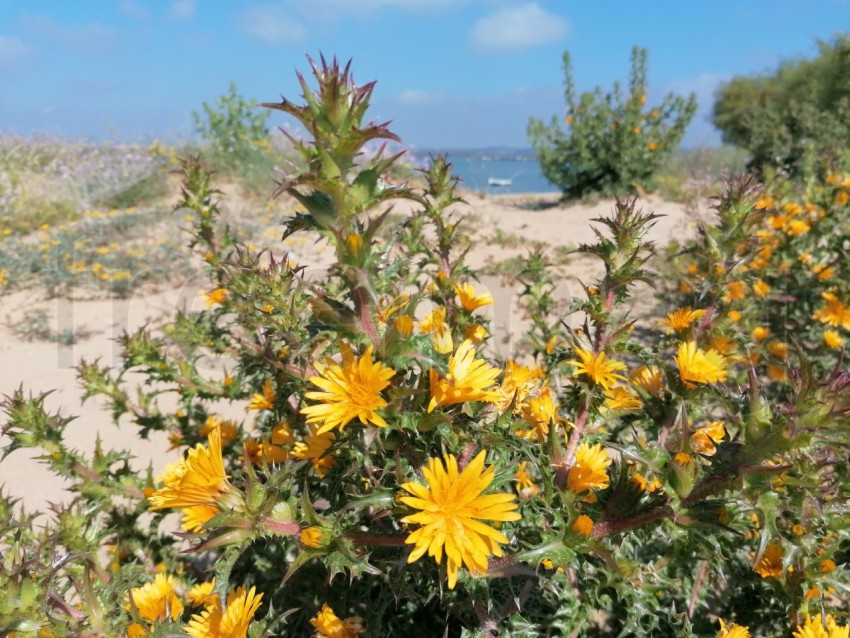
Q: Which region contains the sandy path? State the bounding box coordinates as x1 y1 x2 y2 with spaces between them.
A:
0 192 705 511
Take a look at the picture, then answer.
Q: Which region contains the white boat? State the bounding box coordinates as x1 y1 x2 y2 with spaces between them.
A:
487 177 512 187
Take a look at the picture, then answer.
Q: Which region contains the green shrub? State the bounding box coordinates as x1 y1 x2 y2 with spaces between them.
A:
713 35 850 178
528 46 697 201
192 82 271 164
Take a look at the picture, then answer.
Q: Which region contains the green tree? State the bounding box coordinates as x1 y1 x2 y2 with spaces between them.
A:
713 35 850 177
528 46 697 201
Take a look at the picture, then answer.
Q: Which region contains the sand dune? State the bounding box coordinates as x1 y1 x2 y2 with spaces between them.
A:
0 192 706 511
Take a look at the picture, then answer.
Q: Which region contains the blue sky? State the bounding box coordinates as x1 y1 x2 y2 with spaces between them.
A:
1 1 847 149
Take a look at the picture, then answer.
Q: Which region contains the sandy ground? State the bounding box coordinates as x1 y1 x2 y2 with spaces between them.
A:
0 191 707 512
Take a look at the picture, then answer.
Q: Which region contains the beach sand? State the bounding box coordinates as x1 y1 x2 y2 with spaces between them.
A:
0 191 708 511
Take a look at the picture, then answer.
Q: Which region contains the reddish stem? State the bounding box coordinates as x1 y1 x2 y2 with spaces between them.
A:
353 286 379 345
344 532 408 547
591 505 674 539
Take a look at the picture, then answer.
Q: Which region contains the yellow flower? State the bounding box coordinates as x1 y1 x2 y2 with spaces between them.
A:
247 379 276 411
727 310 742 323
418 306 454 353
187 580 217 607
824 330 844 349
496 361 542 411
813 292 850 330
464 323 488 344
767 340 789 359
751 326 770 342
128 573 184 622
514 461 535 492
571 514 593 537
793 613 850 638
199 416 237 445
820 558 836 573
419 306 447 334
399 451 521 590
716 619 751 638
787 219 811 236
674 451 693 466
631 472 663 493
431 328 454 354
128 623 147 637
568 347 627 390
204 288 228 307
691 421 726 456
753 279 771 298
660 307 706 333
148 426 235 532
724 281 747 302
753 541 783 578
185 586 263 638
249 438 289 465
567 442 611 494
455 282 494 312
301 344 395 434
309 603 365 638
519 386 559 440
814 264 835 281
709 335 736 356
767 363 788 382
428 340 501 412
394 314 414 337
675 341 727 387
630 365 664 395
293 425 336 478
602 386 642 412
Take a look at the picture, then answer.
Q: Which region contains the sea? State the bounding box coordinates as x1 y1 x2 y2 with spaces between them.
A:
411 151 558 195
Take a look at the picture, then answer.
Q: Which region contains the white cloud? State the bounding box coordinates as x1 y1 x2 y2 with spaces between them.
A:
21 16 118 54
240 6 307 45
398 89 443 106
0 35 32 70
119 0 151 21
169 0 197 21
469 3 568 52
311 0 459 9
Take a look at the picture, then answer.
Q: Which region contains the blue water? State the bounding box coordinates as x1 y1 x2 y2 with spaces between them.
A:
414 155 559 195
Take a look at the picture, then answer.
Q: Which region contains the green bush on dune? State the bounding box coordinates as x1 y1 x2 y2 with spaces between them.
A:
528 46 697 201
